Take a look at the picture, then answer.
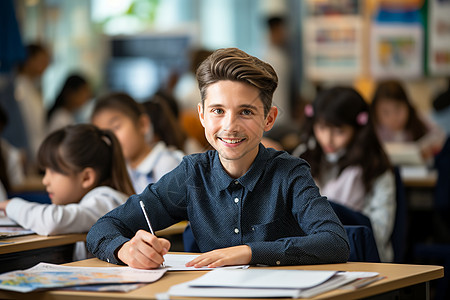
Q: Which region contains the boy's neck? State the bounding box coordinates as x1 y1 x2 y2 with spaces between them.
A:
219 147 259 179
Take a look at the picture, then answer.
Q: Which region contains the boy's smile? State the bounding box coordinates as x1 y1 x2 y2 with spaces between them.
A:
198 80 277 178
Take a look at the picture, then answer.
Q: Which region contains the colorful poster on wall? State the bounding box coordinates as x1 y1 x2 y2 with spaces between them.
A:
303 16 363 81
428 0 450 75
370 23 423 78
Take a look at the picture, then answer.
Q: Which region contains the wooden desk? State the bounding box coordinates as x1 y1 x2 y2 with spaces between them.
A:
155 221 188 237
0 257 443 300
0 233 86 255
0 233 86 274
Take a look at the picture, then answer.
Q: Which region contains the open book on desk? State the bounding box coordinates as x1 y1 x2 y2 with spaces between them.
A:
0 262 166 293
167 268 380 298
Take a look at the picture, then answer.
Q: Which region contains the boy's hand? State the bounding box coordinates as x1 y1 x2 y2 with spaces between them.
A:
117 230 170 269
185 245 252 268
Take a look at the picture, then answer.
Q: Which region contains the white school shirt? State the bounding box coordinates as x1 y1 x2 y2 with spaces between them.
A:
4 186 128 261
47 108 75 133
128 141 184 194
1 138 25 186
14 75 46 163
318 165 396 262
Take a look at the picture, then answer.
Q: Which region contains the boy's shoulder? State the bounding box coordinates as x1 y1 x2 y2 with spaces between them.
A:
264 147 310 169
182 149 218 167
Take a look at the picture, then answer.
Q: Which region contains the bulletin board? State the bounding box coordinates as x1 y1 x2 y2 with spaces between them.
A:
428 0 450 76
303 16 363 81
370 23 423 78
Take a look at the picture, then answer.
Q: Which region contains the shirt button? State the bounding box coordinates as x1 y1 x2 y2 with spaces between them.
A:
234 228 239 234
107 258 110 263
234 197 239 203
251 226 255 231
234 180 239 185
276 260 281 265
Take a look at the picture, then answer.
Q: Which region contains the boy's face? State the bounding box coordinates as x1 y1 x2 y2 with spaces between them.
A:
198 80 277 174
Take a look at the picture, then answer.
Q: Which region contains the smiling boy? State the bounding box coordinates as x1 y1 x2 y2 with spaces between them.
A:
87 48 349 268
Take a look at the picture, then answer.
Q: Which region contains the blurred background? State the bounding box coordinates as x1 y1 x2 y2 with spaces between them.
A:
2 0 448 117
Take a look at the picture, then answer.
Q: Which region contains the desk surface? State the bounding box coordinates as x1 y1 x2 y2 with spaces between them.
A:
0 233 87 255
0 257 443 300
155 221 188 236
401 168 437 188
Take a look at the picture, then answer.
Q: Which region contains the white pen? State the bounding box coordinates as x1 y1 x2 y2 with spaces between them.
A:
139 200 165 267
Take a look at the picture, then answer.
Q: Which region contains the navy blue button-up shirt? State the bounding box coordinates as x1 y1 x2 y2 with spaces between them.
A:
87 144 349 266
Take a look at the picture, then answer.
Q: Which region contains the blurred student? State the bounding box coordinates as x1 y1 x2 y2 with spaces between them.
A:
0 105 25 191
143 96 202 155
91 92 184 194
263 16 292 127
86 48 349 269
14 43 50 170
293 87 395 262
370 80 445 159
47 74 91 133
0 124 134 260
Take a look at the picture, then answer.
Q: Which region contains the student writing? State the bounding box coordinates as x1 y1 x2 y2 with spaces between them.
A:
0 124 135 260
293 87 395 262
91 92 184 194
86 47 350 269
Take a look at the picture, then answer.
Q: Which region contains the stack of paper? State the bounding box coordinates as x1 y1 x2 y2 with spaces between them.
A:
167 268 379 298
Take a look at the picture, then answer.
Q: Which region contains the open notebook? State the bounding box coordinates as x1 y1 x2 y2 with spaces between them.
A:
0 213 34 238
383 142 425 166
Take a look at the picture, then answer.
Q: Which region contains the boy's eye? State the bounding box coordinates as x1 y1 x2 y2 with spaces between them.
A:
241 109 253 116
212 108 224 114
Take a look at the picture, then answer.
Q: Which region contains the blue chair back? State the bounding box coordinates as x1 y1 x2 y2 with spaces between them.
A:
183 223 380 262
345 225 380 262
183 224 200 252
435 136 450 215
391 167 408 263
328 201 372 229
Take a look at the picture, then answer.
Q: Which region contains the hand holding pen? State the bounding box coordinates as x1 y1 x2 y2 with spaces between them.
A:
140 201 166 268
116 201 170 269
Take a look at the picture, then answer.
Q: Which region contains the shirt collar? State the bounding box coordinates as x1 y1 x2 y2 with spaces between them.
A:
134 141 166 174
213 143 268 192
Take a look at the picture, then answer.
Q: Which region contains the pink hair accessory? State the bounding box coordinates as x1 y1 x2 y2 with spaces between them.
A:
356 111 368 126
304 104 314 117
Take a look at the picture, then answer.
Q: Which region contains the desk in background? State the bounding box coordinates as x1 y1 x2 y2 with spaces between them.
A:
0 233 86 274
0 256 443 300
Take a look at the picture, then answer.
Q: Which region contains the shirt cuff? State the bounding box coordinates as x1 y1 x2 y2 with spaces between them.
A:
102 235 130 265
246 241 286 266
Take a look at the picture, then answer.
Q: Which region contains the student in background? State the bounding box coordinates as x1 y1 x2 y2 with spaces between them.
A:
370 80 445 159
86 48 349 269
293 86 395 262
142 96 201 154
14 43 50 170
0 124 134 260
145 93 204 154
91 93 184 194
47 73 92 133
0 105 25 191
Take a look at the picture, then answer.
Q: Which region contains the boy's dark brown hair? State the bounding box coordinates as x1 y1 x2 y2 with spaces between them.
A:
38 124 135 196
196 48 278 117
